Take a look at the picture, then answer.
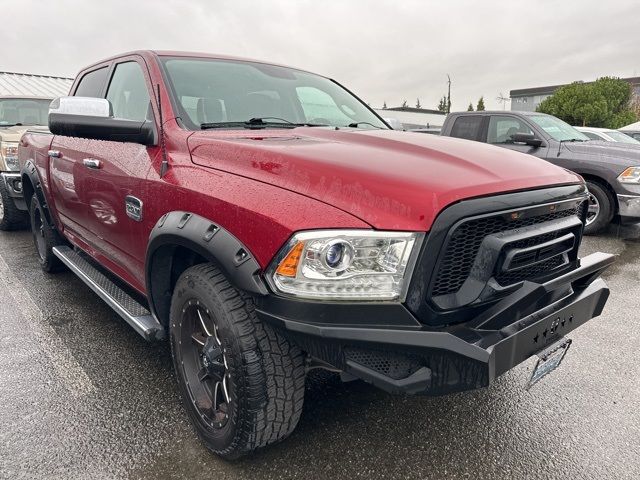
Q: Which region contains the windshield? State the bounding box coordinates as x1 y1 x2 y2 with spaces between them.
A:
529 115 589 142
161 57 388 130
0 98 51 127
606 130 640 144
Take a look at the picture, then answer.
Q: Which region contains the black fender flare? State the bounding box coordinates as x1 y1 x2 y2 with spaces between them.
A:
21 160 54 226
145 211 269 325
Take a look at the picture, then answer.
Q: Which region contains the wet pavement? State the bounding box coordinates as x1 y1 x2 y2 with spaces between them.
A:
1 225 639 480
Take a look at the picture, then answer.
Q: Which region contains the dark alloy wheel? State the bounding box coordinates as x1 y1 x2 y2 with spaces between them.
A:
170 263 306 459
177 300 233 429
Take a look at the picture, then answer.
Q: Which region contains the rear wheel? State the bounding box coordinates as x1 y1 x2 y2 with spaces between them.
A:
0 180 28 231
170 263 306 459
584 181 614 235
29 195 65 272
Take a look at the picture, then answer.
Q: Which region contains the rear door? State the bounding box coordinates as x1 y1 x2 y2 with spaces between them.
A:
49 66 110 238
487 114 550 159
79 57 157 289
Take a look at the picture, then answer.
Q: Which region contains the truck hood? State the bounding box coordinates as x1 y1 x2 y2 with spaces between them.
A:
0 124 48 143
563 140 640 168
188 128 581 231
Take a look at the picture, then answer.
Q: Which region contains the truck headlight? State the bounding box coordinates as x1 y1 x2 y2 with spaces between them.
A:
618 166 640 184
267 230 423 300
0 142 20 172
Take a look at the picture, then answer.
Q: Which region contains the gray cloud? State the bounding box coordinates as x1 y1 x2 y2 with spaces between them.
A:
2 0 638 110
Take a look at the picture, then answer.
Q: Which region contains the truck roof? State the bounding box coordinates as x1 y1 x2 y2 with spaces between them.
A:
450 110 547 116
78 50 320 78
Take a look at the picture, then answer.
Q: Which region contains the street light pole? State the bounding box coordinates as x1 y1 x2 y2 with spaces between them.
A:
446 74 451 114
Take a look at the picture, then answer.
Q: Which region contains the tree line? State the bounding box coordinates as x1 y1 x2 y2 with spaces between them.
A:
536 77 638 128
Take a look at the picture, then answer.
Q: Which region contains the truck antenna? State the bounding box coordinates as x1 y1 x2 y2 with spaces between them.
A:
156 84 169 178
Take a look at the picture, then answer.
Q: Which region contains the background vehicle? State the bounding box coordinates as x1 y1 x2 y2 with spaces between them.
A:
441 111 640 234
576 126 640 144
18 51 613 458
623 131 640 141
0 96 52 230
619 124 640 141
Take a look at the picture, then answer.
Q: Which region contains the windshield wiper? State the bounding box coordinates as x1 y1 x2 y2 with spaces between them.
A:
201 117 328 130
347 122 384 129
557 138 585 156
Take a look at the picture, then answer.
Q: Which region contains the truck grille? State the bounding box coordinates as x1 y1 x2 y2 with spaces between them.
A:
431 203 584 297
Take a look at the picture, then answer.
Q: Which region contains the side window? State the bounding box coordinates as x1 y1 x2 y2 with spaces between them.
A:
450 116 484 141
106 62 151 122
74 67 109 98
581 131 601 141
487 116 534 144
296 86 352 125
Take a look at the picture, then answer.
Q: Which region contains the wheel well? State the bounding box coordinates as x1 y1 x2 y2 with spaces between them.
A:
580 174 618 211
21 174 35 206
147 244 208 327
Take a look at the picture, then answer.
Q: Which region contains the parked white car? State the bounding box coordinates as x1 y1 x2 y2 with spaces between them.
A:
576 126 640 144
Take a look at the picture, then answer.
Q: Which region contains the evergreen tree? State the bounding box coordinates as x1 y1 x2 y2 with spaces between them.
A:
476 96 486 111
437 96 447 112
416 98 421 109
467 103 474 111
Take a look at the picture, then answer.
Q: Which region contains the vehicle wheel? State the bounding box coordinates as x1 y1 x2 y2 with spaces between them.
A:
584 181 614 235
170 263 306 459
0 180 28 231
29 195 65 272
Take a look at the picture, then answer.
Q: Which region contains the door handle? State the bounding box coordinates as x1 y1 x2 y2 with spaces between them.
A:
83 158 102 169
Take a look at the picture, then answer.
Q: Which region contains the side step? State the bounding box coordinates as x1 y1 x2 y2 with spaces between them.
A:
53 246 165 341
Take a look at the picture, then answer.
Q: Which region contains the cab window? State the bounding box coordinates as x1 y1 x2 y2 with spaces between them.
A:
450 116 484 141
74 67 109 98
487 116 534 144
106 62 151 122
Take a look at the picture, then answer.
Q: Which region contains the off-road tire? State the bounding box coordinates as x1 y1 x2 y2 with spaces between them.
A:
0 180 28 231
170 263 306 459
29 195 65 272
584 180 614 235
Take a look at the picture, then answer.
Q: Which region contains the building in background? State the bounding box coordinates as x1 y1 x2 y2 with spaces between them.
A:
0 71 73 97
510 77 640 112
374 106 447 130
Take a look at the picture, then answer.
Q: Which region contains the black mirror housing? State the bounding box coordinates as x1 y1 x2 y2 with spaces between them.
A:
48 97 156 146
511 132 543 148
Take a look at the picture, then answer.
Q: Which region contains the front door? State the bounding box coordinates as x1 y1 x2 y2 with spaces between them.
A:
487 115 550 159
79 59 157 290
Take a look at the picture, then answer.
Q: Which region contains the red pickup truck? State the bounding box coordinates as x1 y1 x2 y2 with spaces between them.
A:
18 51 614 458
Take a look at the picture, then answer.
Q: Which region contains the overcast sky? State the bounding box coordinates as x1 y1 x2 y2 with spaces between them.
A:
2 0 638 111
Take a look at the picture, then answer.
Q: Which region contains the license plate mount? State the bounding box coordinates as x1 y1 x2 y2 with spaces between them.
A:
527 338 572 389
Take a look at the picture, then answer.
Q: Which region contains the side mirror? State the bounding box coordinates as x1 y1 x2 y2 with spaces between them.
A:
48 97 156 146
510 132 543 148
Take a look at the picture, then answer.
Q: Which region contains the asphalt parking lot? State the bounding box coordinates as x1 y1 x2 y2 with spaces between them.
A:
1 225 639 480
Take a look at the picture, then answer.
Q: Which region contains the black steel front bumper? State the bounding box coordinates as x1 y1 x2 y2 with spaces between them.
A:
256 252 614 395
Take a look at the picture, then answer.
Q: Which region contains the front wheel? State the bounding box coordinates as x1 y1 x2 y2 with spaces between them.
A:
170 263 306 459
584 181 614 235
0 180 28 231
